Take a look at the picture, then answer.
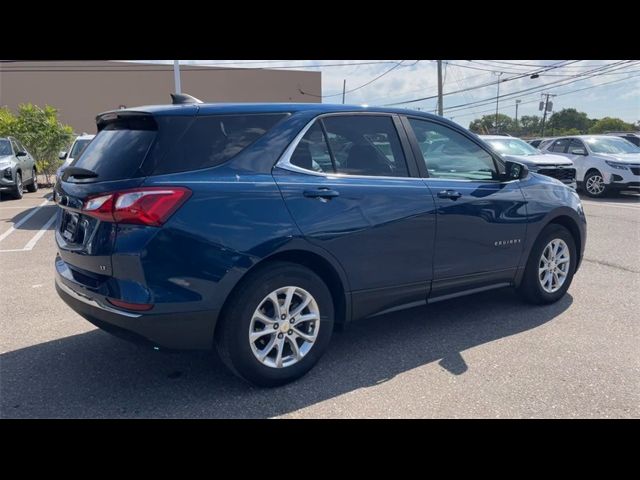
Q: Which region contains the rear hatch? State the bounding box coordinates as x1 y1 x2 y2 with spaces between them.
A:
54 111 192 277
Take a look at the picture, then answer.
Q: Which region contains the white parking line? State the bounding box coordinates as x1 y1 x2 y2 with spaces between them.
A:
582 201 640 211
23 214 57 250
0 196 53 243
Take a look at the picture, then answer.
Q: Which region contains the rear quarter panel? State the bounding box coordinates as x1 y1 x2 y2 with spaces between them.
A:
119 165 310 317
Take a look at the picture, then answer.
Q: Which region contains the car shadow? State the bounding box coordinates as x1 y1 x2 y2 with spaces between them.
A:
1 191 57 231
1 289 572 418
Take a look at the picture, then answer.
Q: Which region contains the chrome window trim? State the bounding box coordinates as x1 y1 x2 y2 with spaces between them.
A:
274 113 425 181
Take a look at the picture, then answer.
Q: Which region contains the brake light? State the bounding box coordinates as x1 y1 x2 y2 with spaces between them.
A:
82 187 191 226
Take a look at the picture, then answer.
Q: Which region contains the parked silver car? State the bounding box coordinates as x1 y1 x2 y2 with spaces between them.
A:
541 135 640 197
0 136 38 199
480 135 577 189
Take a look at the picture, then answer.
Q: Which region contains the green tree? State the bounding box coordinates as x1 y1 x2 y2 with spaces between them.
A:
518 115 541 137
469 114 514 134
547 108 592 134
0 104 73 185
588 117 636 134
0 107 18 137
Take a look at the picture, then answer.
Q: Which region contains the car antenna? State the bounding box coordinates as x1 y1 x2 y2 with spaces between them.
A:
170 93 203 105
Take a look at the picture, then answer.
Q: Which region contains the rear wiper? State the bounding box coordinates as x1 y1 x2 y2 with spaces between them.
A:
62 167 98 181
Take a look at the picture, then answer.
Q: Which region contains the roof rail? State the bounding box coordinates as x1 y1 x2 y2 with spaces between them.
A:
170 93 203 105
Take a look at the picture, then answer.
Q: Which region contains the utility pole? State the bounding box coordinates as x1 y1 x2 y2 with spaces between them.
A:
342 79 346 104
173 60 182 94
494 72 503 133
515 99 521 134
540 93 556 137
437 60 443 116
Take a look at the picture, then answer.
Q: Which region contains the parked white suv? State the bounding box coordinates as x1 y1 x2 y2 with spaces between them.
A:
481 135 577 189
542 135 640 197
56 134 95 180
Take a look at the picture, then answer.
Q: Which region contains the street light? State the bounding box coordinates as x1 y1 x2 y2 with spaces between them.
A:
515 99 521 133
173 60 182 94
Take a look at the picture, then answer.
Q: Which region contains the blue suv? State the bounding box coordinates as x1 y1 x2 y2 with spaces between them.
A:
54 99 586 386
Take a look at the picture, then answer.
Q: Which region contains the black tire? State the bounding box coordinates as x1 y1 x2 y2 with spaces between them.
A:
26 169 38 192
583 170 608 198
215 261 334 387
518 224 577 305
12 172 23 199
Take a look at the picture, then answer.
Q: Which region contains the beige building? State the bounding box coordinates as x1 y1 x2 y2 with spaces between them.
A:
0 61 322 133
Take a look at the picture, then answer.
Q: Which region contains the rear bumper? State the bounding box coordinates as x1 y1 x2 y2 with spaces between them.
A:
55 271 218 350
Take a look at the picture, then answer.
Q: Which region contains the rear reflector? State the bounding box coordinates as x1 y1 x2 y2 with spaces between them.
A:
107 298 154 311
83 187 191 226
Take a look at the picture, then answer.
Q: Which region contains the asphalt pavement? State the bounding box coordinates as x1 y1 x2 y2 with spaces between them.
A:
1 188 638 418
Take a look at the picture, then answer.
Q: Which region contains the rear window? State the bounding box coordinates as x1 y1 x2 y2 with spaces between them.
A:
152 113 287 175
69 113 287 182
70 115 157 183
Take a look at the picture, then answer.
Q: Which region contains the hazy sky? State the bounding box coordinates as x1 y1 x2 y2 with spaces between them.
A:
148 60 640 128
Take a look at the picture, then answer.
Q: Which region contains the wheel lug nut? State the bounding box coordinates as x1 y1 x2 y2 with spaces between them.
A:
290 318 295 323
278 333 283 339
281 314 286 320
273 323 279 330
288 330 293 335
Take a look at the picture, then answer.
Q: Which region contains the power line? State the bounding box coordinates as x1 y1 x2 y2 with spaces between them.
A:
365 70 490 105
470 60 623 69
298 61 410 98
381 61 578 106
425 61 636 114
449 73 640 121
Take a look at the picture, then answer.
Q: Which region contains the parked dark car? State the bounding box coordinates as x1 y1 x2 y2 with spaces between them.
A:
603 132 640 147
0 136 38 199
54 100 587 386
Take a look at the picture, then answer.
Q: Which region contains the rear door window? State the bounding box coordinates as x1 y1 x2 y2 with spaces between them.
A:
321 115 409 177
290 122 334 173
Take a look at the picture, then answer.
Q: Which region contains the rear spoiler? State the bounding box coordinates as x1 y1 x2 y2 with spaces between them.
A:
95 93 203 131
95 111 157 132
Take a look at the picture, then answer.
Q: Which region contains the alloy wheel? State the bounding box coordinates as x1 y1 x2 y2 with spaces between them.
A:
538 238 570 293
585 174 605 196
248 286 320 368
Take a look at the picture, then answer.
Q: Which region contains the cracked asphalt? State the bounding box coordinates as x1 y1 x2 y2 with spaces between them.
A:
1 189 638 418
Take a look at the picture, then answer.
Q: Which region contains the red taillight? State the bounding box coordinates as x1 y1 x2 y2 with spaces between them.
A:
82 187 191 226
106 298 154 311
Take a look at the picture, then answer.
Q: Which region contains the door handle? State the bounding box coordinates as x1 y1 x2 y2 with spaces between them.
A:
303 188 340 199
437 190 462 200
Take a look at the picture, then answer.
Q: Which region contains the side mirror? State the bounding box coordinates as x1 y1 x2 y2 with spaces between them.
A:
16 151 27 157
59 151 68 160
503 160 529 181
570 148 587 156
